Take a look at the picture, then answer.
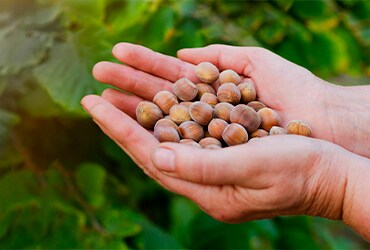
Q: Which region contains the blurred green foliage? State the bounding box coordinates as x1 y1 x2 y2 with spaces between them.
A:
0 0 369 248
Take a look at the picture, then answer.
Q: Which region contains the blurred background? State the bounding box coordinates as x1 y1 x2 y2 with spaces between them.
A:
0 0 369 249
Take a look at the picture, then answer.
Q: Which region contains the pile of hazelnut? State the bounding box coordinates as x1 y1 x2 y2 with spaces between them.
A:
135 62 312 149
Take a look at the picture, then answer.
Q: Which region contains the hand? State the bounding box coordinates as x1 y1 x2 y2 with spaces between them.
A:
81 90 347 221
81 93 370 240
89 43 370 157
81 43 370 240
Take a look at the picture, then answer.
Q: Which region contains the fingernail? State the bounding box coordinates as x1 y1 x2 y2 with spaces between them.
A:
152 147 175 172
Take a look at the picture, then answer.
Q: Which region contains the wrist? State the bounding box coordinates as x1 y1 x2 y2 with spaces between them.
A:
342 153 370 241
325 83 370 157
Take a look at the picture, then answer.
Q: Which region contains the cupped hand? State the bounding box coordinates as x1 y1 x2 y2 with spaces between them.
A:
90 43 369 157
81 43 370 239
81 94 350 223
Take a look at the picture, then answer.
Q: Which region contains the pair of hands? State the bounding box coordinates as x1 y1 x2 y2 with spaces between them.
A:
81 43 370 240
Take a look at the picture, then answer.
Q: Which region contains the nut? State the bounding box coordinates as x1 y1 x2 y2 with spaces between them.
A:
269 126 287 135
230 104 261 133
180 139 202 148
189 101 214 126
258 107 282 131
250 129 269 139
199 137 222 148
136 101 163 129
154 118 179 132
134 61 315 148
247 101 267 112
208 118 228 141
169 104 191 124
179 121 204 142
217 82 241 105
213 102 234 122
218 69 241 85
195 62 219 83
200 92 218 106
238 81 256 103
153 90 178 114
154 125 180 143
174 78 198 101
196 83 216 98
222 123 248 146
287 120 312 136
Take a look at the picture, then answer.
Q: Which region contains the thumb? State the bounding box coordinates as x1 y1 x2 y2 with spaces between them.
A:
150 142 257 185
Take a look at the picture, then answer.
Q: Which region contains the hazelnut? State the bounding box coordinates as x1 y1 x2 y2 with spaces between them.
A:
238 81 256 103
154 118 179 132
189 101 214 126
200 92 218 106
230 104 261 133
199 137 222 148
153 90 179 114
258 107 282 131
195 62 219 84
222 123 248 146
153 126 180 143
180 139 202 148
179 121 204 142
269 126 287 135
196 83 216 98
214 102 234 122
217 82 241 105
287 120 312 136
208 118 228 141
247 101 267 112
174 78 198 101
136 101 163 129
218 69 241 85
250 129 269 139
169 104 191 124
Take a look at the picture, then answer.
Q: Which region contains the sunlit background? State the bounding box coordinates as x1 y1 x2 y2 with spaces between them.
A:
0 0 369 248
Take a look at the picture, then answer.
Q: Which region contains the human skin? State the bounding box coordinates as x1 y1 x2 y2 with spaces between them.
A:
81 43 370 241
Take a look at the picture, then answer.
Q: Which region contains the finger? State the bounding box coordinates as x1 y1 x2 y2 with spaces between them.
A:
93 61 173 100
81 95 160 172
81 95 221 205
151 136 319 186
177 44 255 76
112 42 198 83
101 88 143 119
150 141 264 186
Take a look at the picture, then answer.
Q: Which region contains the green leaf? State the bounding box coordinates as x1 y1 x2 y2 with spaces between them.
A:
18 83 66 117
75 162 106 209
170 197 200 246
106 0 155 33
0 170 37 212
141 7 175 51
310 31 350 75
82 231 129 250
0 211 15 238
124 209 182 249
32 41 100 114
56 0 106 24
100 209 142 238
291 0 334 19
0 29 53 76
39 208 85 249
